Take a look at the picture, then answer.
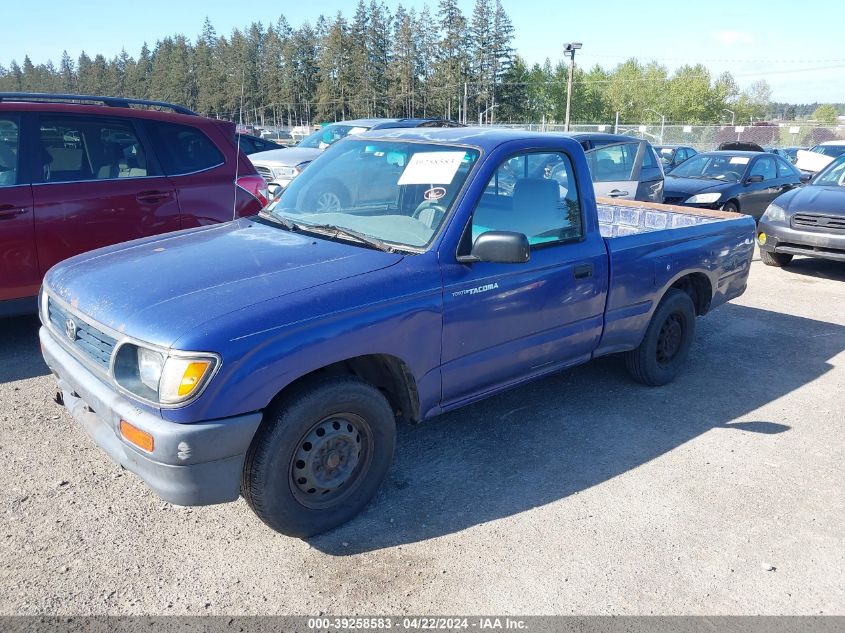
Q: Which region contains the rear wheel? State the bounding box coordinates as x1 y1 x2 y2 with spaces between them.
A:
626 289 696 386
242 377 396 537
760 249 793 267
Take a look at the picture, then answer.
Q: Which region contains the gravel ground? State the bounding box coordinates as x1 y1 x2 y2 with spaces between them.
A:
1 251 843 616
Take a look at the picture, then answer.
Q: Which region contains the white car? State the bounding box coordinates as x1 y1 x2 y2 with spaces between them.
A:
794 140 845 174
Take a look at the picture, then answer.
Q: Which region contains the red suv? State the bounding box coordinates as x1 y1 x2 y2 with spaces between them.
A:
0 93 267 315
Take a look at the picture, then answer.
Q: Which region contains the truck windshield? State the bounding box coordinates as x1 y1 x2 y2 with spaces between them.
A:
266 139 479 248
669 153 749 182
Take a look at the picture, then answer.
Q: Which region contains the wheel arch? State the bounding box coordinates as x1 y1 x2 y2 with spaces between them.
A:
268 353 421 425
669 271 713 316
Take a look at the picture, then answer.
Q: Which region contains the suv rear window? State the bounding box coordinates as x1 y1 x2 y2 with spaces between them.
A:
38 116 149 183
144 121 224 175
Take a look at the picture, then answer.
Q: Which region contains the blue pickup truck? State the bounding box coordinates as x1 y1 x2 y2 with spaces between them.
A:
39 128 755 537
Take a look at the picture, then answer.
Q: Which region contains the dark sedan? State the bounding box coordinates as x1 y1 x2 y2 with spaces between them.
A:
757 155 845 266
663 151 802 220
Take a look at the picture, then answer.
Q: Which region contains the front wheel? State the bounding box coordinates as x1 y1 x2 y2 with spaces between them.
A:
721 201 739 213
625 289 696 386
242 377 396 537
760 249 793 267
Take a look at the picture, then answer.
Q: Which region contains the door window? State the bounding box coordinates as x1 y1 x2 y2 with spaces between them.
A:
472 151 583 246
585 142 638 182
144 121 224 175
0 116 19 186
640 145 663 181
776 158 796 178
38 116 149 183
750 156 777 181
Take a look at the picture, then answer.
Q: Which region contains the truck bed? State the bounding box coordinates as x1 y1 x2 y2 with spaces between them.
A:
596 197 733 238
593 197 756 357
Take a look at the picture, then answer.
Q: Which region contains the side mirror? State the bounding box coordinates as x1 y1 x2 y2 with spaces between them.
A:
267 183 283 200
459 231 530 264
799 172 813 184
745 174 764 184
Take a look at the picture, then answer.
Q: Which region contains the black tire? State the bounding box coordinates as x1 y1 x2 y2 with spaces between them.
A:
760 249 793 267
721 200 739 213
625 289 696 386
242 376 396 537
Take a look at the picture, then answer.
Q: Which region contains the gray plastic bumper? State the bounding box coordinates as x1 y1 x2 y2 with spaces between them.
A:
40 326 263 506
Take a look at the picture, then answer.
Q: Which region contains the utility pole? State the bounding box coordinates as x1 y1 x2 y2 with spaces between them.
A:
563 42 582 132
463 82 468 125
645 108 666 144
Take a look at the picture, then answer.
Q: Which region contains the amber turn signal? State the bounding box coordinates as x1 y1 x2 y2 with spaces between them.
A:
120 419 154 452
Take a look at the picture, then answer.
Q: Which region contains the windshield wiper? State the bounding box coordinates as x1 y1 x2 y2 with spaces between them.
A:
257 209 301 232
302 223 396 253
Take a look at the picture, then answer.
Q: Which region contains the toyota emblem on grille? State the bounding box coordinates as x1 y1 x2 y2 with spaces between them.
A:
65 317 77 341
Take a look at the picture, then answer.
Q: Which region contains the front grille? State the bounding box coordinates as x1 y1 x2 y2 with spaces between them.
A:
663 196 686 205
47 298 117 370
792 213 845 233
254 165 273 182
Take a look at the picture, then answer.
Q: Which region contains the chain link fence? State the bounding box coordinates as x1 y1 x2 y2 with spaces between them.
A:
492 122 845 150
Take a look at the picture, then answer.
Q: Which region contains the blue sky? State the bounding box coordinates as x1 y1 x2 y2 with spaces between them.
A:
4 0 844 103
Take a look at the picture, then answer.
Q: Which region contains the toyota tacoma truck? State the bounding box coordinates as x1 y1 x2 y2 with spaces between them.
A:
39 128 755 537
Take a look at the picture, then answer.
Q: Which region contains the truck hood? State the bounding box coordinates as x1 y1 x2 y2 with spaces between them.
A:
776 184 845 216
249 147 322 167
664 176 734 196
45 220 403 347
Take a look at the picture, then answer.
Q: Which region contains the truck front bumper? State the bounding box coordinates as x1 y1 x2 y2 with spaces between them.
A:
40 327 263 506
757 219 845 262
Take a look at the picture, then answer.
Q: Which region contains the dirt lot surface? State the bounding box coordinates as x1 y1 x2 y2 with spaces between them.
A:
1 252 843 615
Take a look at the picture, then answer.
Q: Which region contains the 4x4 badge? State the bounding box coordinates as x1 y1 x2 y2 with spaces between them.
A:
65 317 77 341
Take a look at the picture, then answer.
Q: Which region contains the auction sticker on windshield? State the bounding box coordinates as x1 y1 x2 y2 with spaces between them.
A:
729 156 750 164
398 151 466 185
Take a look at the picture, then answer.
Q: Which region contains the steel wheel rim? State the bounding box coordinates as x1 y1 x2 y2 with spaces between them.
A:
656 313 684 365
316 191 341 212
289 413 372 509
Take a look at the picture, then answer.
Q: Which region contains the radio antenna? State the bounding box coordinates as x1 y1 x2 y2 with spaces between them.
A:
232 68 246 222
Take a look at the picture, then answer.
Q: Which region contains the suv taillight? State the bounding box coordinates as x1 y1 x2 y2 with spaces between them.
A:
236 174 269 207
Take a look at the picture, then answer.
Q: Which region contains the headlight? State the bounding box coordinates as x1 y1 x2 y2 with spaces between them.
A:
113 343 218 406
686 192 722 204
137 348 164 392
762 203 787 222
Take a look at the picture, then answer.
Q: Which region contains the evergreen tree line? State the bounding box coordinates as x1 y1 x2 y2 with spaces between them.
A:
0 0 816 127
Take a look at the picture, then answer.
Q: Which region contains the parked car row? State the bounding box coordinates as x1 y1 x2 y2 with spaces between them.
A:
0 92 267 315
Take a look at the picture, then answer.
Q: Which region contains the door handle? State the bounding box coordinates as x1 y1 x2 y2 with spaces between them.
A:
0 205 27 220
607 189 629 198
574 264 593 279
136 191 171 204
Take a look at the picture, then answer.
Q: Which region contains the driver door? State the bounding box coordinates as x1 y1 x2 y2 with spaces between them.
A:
439 150 608 407
742 155 779 219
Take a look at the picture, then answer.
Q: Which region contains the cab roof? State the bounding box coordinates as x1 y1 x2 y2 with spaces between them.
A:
356 126 585 152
